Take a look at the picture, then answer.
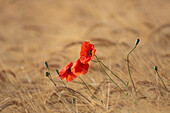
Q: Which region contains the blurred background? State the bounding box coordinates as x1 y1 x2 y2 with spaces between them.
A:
0 0 169 113
0 0 169 69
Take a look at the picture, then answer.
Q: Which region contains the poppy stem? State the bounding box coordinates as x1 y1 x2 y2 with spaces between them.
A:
56 70 76 96
91 59 127 87
154 66 169 92
126 39 140 95
45 62 93 111
78 77 103 103
48 76 64 97
94 55 126 95
44 62 65 98
127 45 137 95
55 70 93 104
78 77 93 96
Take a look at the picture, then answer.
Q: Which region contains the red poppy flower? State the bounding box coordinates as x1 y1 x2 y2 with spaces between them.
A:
72 59 89 76
80 41 96 64
58 62 77 83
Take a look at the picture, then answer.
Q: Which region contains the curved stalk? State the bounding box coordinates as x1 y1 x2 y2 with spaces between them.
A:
154 67 169 92
127 46 137 95
78 77 103 103
91 59 127 87
95 55 126 95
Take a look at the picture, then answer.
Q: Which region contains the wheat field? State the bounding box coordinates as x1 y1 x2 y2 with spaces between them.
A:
0 0 169 113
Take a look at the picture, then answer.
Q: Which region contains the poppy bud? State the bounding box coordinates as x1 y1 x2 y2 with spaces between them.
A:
135 39 140 46
72 98 76 107
45 72 50 77
45 62 48 69
154 66 158 71
56 69 60 75
72 98 76 104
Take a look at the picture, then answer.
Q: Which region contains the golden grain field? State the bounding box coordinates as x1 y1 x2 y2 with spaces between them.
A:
0 0 169 113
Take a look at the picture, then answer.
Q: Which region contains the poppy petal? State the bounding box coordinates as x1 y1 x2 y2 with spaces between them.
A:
58 62 73 80
79 55 91 64
72 59 89 76
66 72 77 83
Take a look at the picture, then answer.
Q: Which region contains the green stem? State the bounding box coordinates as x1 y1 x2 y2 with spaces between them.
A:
156 71 169 92
78 77 94 96
127 46 137 95
58 73 76 96
57 72 93 111
95 55 126 95
48 76 64 97
57 71 92 102
78 76 102 102
45 66 65 98
45 63 93 111
91 60 127 86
